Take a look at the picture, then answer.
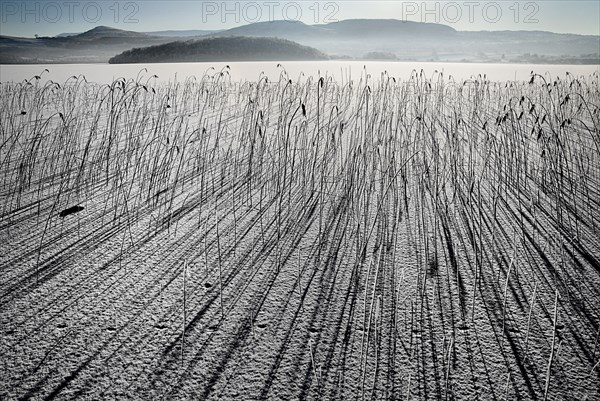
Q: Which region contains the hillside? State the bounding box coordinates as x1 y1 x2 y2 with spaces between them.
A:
109 36 328 63
1 21 598 64
215 19 598 62
73 26 149 39
0 26 171 64
215 19 457 40
218 20 326 40
58 29 220 38
145 29 221 37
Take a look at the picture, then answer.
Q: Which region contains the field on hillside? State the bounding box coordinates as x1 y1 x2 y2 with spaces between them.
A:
1 67 599 400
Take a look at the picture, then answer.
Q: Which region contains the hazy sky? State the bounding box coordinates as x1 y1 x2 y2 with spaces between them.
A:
1 1 599 37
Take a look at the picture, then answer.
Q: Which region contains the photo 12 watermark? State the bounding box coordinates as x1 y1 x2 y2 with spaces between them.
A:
197 1 540 26
0 1 542 27
0 1 342 27
1 1 140 24
199 2 340 24
399 1 540 25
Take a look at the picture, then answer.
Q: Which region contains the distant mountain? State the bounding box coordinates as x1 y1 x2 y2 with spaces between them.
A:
0 26 172 63
217 20 325 40
145 29 221 37
214 19 457 41
74 26 150 39
109 36 327 63
59 29 222 38
315 19 456 37
1 21 598 64
214 19 598 63
56 32 80 38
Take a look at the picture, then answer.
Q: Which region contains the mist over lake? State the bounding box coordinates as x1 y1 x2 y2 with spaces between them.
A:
2 61 598 84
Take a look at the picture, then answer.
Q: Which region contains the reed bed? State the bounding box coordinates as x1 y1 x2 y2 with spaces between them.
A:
1 67 599 400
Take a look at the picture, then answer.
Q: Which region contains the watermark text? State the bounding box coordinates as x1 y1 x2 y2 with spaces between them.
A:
1 1 139 24
400 2 540 24
200 2 339 24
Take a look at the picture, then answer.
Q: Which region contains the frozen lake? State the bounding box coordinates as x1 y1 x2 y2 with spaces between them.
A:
1 61 598 84
2 50 600 401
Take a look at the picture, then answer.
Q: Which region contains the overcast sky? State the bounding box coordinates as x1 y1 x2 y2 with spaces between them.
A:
1 1 599 37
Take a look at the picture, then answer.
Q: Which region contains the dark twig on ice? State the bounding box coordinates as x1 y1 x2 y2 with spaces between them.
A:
58 205 84 218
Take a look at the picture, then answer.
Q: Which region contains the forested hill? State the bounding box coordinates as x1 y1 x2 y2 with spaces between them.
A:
109 36 328 63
